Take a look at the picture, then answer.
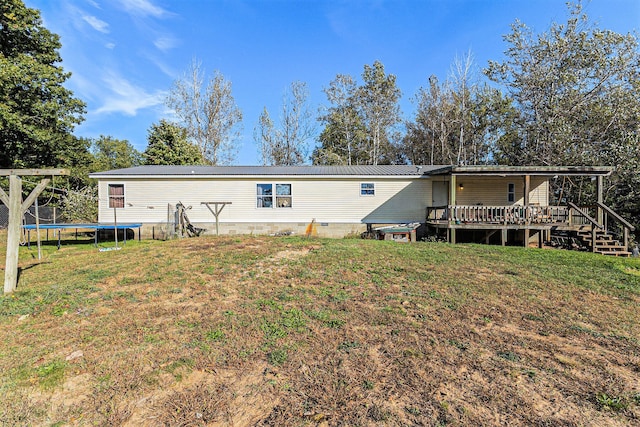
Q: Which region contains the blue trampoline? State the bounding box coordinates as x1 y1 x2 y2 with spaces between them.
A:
22 223 143 248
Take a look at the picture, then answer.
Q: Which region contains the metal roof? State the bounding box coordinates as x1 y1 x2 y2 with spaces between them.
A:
89 165 451 178
89 164 614 179
445 166 614 176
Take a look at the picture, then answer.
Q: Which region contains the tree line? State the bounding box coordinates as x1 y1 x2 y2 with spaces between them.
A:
1 1 639 228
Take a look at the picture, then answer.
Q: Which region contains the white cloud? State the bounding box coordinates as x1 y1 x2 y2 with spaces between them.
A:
95 73 167 116
153 36 178 52
118 0 167 18
86 0 101 9
82 15 110 33
105 42 116 49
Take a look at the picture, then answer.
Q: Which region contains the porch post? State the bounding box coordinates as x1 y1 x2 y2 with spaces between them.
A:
449 175 456 244
524 175 530 224
596 175 603 226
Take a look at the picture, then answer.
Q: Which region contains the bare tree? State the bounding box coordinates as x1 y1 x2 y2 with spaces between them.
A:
166 59 243 165
451 51 474 165
255 81 315 165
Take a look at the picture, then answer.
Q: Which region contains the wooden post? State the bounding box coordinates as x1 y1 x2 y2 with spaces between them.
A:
596 175 603 227
201 202 232 236
449 176 456 244
1 169 68 294
35 197 42 260
4 175 22 294
524 175 530 224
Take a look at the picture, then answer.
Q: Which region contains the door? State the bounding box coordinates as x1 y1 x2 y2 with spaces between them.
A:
432 181 449 206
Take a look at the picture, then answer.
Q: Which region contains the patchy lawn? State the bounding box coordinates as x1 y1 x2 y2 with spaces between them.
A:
1 234 639 426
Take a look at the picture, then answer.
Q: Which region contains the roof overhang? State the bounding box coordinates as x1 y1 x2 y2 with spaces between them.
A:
433 166 614 177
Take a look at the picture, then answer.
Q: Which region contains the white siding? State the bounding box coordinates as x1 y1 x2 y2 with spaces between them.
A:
455 176 548 206
97 177 432 225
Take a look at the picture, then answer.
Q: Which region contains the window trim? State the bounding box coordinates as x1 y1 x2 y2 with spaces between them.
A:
108 183 125 209
360 182 375 196
257 183 292 209
256 183 273 208
275 183 292 208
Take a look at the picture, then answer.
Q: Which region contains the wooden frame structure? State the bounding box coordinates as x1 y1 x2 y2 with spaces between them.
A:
1 169 69 294
201 202 232 235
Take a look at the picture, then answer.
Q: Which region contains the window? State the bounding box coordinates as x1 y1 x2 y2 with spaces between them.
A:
108 184 125 208
360 182 375 196
257 184 273 208
508 183 515 203
276 184 292 208
257 183 292 208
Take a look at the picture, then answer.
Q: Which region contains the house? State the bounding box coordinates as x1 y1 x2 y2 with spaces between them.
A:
89 165 634 254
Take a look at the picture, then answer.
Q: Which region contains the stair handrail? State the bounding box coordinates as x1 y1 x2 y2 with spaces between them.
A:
567 202 603 229
596 201 634 250
596 202 635 231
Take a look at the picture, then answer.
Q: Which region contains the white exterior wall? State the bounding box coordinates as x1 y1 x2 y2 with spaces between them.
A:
97 177 432 226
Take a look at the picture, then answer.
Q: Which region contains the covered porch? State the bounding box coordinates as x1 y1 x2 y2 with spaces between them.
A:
425 166 634 253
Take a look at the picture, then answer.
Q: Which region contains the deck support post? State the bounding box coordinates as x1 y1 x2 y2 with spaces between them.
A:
501 228 507 246
523 228 529 247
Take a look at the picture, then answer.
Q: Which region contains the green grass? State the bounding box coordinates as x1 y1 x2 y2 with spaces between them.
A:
1 234 639 425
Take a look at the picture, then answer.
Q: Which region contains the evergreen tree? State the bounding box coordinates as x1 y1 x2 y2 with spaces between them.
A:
143 120 204 165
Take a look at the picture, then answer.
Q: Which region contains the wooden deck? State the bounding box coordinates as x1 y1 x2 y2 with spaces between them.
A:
425 204 634 254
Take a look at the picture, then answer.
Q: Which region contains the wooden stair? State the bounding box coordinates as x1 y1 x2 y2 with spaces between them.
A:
575 226 631 257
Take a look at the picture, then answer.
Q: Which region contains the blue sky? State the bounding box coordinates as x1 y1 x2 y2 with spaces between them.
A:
26 0 640 165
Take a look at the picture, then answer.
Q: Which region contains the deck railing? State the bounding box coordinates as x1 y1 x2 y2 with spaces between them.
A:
597 202 635 249
426 205 581 225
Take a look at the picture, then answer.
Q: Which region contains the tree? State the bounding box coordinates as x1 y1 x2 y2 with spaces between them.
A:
356 61 402 165
313 74 368 165
143 120 204 165
60 186 98 223
485 2 640 168
255 81 315 165
314 63 402 166
0 0 86 168
403 55 510 166
91 135 141 172
484 1 640 225
166 60 242 165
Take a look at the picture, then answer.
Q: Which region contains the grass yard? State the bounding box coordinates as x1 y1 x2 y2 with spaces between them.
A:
0 233 639 426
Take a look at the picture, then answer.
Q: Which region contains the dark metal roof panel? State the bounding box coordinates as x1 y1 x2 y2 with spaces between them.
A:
449 166 613 176
90 165 451 178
